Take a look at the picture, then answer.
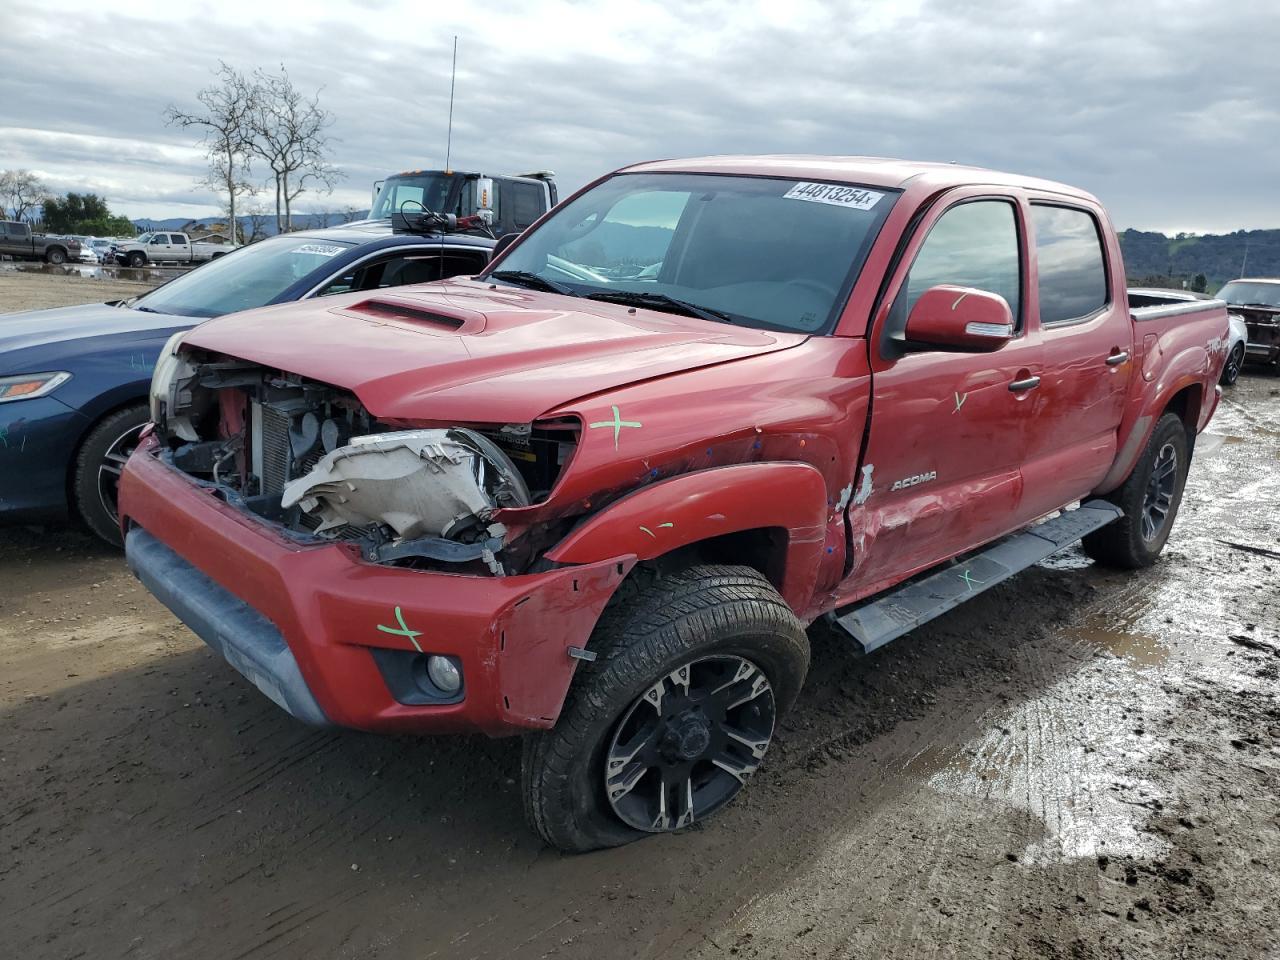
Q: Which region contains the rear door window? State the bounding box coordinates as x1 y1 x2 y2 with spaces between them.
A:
507 182 545 229
1031 205 1108 325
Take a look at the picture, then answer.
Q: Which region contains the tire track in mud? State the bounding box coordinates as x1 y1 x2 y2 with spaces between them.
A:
3 378 1277 960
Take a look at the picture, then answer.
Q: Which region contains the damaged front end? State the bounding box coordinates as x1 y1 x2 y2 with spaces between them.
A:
149 335 578 576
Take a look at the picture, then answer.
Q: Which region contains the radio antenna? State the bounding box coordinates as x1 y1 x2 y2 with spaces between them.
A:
445 35 458 173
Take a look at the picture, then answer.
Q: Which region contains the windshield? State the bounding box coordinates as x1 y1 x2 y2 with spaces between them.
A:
370 173 458 220
1219 280 1280 308
487 172 897 333
132 236 355 318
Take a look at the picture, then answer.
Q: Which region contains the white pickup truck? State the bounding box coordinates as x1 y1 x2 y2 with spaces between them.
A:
113 232 238 267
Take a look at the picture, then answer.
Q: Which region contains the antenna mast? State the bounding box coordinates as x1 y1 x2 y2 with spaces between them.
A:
445 35 458 173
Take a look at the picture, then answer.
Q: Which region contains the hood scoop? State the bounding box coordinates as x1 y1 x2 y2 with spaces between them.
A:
346 297 473 331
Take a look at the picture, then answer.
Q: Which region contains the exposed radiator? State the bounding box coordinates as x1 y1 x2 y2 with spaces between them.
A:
251 401 293 496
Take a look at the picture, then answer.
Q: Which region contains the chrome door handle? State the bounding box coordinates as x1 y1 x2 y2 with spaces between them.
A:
1106 352 1130 366
1009 376 1041 391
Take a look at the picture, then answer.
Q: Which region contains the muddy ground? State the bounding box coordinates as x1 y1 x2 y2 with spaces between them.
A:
0 270 159 312
1 275 1277 959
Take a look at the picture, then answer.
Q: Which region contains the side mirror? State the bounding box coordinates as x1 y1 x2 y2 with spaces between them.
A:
905 284 1014 351
491 232 520 261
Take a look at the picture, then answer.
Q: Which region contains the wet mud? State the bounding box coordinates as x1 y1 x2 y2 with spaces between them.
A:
1 370 1277 958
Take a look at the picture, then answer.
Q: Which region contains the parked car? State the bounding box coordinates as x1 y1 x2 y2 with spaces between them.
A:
121 156 1228 852
1129 287 1247 384
1216 278 1280 369
369 168 557 236
0 221 494 545
69 237 99 264
0 220 82 264
112 231 238 267
87 238 117 262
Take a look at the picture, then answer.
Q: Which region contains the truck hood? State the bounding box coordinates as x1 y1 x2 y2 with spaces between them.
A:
183 279 808 422
0 302 188 363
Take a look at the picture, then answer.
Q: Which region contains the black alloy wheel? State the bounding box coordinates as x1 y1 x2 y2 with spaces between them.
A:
605 655 775 832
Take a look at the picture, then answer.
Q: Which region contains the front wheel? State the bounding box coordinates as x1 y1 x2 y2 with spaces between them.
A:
1082 412 1189 569
522 564 809 852
127 251 146 268
72 404 150 547
1221 343 1245 386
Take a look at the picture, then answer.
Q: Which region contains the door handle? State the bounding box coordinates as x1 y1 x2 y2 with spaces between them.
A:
1008 376 1041 392
1106 351 1130 366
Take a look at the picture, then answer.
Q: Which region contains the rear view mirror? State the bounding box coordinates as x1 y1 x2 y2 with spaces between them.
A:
491 232 520 261
905 284 1013 351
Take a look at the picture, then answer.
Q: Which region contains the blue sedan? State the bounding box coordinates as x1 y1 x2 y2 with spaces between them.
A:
0 221 494 544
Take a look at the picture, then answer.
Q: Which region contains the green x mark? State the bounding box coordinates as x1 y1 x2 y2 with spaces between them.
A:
588 404 642 449
377 606 423 652
959 568 986 592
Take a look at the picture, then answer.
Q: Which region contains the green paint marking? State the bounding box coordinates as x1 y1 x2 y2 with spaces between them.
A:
657 522 674 529
588 404 642 449
376 605 424 652
959 568 986 592
0 426 7 449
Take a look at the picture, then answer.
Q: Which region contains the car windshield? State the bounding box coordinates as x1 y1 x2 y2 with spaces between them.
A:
369 173 456 220
131 236 355 318
1218 280 1280 308
487 172 897 333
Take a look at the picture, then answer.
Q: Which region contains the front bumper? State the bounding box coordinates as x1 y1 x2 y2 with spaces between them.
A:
0 395 88 521
119 437 633 735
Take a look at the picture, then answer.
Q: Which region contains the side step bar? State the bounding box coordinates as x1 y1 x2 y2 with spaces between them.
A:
828 500 1123 655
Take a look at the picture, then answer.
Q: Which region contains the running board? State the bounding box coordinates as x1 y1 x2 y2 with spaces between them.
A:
829 499 1123 655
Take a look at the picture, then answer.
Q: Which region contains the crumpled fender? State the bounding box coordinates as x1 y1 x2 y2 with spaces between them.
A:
544 461 830 611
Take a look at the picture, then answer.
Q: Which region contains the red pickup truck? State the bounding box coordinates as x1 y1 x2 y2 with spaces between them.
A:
120 156 1228 851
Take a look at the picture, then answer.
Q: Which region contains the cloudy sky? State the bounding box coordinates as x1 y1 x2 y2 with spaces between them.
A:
2 0 1277 233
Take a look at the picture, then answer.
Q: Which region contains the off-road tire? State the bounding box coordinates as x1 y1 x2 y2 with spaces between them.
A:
521 564 809 853
127 251 146 268
73 404 150 547
1082 412 1189 569
45 247 67 265
1220 343 1245 386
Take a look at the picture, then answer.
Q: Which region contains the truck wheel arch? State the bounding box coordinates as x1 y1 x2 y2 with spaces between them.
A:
1097 378 1207 495
542 461 831 611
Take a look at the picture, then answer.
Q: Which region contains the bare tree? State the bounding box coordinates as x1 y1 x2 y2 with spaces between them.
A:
340 205 362 224
243 200 271 242
0 169 51 221
164 62 256 244
247 65 338 233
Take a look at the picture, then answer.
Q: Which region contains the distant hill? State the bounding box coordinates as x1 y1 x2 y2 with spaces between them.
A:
129 211 371 237
1119 228 1280 290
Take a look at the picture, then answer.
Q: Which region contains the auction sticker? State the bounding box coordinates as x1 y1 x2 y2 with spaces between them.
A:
783 182 884 210
292 243 344 257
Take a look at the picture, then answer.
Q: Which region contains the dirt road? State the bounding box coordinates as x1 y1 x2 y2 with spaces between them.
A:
0 270 158 312
1 275 1277 958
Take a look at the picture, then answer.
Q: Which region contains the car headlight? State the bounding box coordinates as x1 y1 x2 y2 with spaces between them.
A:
149 331 190 431
0 371 72 403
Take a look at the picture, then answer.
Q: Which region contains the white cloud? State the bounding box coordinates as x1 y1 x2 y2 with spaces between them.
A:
2 0 1278 232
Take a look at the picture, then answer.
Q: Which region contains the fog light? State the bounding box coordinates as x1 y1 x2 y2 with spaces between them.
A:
426 655 462 694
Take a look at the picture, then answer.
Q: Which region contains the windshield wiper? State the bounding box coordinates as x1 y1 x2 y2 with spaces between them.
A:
585 290 736 325
133 305 163 313
487 270 576 296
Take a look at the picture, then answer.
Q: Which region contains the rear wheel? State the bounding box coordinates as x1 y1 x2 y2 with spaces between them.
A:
521 564 809 852
73 404 149 547
45 247 67 265
1221 343 1245 386
1082 412 1189 569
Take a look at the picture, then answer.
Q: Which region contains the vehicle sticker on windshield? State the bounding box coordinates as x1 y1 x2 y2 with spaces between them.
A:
783 182 884 210
292 243 344 257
